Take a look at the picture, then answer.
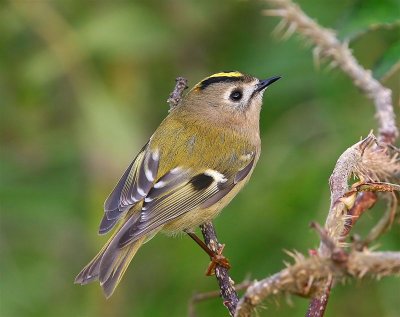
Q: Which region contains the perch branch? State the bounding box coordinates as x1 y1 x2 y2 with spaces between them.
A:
200 222 240 317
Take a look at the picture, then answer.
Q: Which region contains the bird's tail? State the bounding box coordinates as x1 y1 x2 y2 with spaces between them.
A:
75 218 146 298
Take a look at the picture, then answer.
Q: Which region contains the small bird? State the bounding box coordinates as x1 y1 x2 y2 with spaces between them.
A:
75 71 281 298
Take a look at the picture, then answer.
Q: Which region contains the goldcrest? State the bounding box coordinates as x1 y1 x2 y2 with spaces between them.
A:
75 71 281 297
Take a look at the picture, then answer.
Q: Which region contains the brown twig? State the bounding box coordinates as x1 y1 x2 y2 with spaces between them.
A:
167 77 188 111
200 222 239 317
341 192 377 239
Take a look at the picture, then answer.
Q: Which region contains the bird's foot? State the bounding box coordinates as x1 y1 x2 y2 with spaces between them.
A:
205 244 231 276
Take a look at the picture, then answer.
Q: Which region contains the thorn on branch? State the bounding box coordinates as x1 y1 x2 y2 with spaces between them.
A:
310 222 348 264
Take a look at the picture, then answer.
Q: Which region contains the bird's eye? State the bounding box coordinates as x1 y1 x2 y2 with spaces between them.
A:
229 89 243 101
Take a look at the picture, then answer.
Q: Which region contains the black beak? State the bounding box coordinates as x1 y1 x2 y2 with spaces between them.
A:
255 76 282 92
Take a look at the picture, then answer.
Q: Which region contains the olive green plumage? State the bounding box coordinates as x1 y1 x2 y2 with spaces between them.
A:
75 71 281 298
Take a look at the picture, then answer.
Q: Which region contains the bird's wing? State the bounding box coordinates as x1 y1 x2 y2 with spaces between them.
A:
99 143 160 234
116 151 256 247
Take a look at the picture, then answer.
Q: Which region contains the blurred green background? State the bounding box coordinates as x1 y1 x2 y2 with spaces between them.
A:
1 0 399 316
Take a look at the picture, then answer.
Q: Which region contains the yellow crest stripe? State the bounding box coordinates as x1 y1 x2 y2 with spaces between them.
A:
193 71 244 90
206 71 243 79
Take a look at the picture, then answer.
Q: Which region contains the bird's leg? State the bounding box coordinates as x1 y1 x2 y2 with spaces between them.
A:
186 231 231 275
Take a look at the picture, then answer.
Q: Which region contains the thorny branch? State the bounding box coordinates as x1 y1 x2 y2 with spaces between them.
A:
234 136 400 317
262 0 399 316
235 240 400 317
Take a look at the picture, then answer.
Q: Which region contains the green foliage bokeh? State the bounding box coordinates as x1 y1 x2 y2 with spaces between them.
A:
1 1 399 316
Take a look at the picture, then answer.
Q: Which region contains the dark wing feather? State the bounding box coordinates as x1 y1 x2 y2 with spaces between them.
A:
99 144 160 234
103 159 136 219
99 217 118 235
234 154 255 184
